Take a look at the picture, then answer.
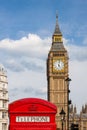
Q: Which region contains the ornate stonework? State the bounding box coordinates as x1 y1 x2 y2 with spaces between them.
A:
47 15 69 130
0 64 8 130
69 104 87 130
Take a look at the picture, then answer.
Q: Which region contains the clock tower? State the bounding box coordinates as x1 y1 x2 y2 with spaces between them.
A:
47 14 69 130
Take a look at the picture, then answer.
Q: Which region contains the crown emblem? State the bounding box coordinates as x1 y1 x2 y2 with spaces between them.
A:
28 104 38 111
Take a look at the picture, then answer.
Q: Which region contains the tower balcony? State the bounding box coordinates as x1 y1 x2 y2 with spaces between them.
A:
0 96 9 101
0 107 8 111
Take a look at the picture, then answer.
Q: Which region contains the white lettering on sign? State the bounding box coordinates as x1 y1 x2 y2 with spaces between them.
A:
16 116 50 122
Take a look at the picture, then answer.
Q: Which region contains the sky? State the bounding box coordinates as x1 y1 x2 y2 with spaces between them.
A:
0 0 87 113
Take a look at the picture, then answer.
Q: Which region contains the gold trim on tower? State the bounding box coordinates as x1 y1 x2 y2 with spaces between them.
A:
53 35 63 43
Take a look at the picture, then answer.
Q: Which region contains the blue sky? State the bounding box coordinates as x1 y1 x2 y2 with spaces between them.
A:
0 0 87 43
0 0 87 112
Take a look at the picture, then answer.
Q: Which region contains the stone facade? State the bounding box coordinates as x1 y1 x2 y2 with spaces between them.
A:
69 104 87 130
47 15 69 130
0 64 8 130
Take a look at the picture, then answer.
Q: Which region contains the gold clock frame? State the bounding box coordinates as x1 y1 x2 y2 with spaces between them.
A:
53 57 65 73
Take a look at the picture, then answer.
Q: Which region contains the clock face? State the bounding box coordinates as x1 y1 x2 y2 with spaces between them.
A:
53 60 64 70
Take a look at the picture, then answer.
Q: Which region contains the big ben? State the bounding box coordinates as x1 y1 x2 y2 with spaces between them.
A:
47 14 69 130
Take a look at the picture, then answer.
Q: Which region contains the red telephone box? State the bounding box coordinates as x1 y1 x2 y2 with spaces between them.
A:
9 98 57 130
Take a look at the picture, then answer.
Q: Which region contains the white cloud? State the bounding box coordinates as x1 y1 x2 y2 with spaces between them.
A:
8 68 47 102
69 60 87 112
0 34 51 72
0 33 87 112
64 38 87 61
0 34 49 102
0 34 50 58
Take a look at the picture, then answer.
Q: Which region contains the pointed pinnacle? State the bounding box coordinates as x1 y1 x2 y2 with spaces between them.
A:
54 14 62 35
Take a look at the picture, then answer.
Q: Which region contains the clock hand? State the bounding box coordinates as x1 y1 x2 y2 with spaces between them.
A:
58 63 60 67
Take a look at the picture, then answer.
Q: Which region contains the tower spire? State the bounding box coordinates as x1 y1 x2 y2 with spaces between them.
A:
54 13 62 35
52 13 63 43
